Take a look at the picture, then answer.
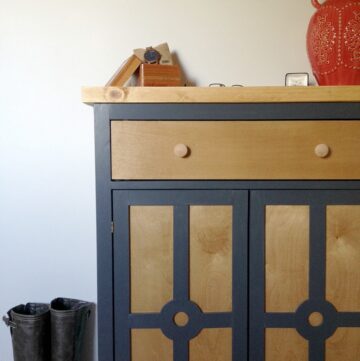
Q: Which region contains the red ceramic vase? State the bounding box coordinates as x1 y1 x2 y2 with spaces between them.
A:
307 0 360 85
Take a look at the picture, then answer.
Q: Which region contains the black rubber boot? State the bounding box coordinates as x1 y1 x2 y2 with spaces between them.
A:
3 303 51 361
50 297 91 361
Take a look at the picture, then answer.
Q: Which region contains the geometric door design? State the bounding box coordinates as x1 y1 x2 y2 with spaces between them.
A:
250 190 360 361
113 190 248 361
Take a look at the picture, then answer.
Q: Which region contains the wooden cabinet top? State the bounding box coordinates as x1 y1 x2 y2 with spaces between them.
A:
82 86 360 104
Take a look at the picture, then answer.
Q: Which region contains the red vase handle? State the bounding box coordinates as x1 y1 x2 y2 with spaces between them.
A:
311 0 322 9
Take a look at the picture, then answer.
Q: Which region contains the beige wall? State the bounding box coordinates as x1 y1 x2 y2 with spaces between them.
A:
0 1 316 360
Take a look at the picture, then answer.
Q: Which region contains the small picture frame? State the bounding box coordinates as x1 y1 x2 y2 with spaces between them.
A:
285 73 309 86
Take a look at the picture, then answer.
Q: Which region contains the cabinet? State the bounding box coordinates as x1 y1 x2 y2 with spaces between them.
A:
82 86 360 361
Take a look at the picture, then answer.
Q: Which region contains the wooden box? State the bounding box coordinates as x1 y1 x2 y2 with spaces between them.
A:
138 64 182 86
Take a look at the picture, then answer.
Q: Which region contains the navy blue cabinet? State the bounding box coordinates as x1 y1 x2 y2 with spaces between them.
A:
90 97 360 361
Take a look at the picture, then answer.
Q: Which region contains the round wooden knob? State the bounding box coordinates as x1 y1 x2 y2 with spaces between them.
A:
174 144 189 158
314 144 330 158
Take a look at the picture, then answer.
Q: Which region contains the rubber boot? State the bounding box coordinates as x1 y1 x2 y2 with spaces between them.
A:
50 297 91 361
2 303 51 361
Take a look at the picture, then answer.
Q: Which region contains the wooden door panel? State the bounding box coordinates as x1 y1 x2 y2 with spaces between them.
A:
251 191 360 361
131 329 173 361
190 206 232 312
265 206 309 312
130 206 173 313
326 206 360 312
113 190 248 361
265 329 308 361
326 328 360 361
189 328 232 361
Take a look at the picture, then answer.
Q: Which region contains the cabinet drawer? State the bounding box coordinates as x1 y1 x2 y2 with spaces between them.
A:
111 120 360 180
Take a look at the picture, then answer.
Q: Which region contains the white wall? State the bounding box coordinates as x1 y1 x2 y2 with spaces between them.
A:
0 0 315 359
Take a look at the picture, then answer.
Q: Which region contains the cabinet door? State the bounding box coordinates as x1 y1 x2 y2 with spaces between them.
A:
113 190 248 361
250 190 360 361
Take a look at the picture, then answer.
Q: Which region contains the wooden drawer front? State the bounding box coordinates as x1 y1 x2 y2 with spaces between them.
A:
111 120 360 180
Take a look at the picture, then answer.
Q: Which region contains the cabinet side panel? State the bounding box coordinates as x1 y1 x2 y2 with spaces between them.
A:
94 105 114 361
131 329 173 361
265 329 308 361
326 206 360 312
265 206 309 312
130 206 173 312
190 206 232 312
189 328 232 361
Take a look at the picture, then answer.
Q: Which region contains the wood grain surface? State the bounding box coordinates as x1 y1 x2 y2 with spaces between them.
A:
130 206 173 312
131 329 173 361
111 120 360 180
190 328 232 361
190 206 232 312
82 85 360 104
326 328 360 361
326 206 360 312
265 206 309 312
265 329 307 361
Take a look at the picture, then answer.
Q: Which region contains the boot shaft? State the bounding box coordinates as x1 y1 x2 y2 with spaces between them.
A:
50 298 91 361
3 303 51 361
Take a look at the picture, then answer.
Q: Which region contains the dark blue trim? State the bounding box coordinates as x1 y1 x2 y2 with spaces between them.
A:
120 189 240 205
338 312 360 326
264 313 297 328
295 300 338 341
107 180 360 190
173 206 189 301
128 311 233 330
309 340 325 361
128 314 161 328
160 300 203 341
108 103 360 120
309 205 326 302
94 105 114 361
250 190 360 205
232 192 249 361
200 313 233 328
113 192 131 361
249 191 265 361
174 340 188 361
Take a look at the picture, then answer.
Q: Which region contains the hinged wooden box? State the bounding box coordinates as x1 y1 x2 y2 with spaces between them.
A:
138 64 182 86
